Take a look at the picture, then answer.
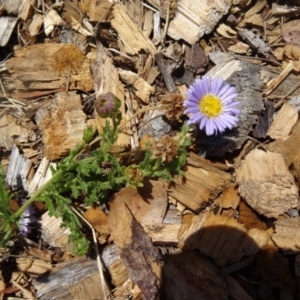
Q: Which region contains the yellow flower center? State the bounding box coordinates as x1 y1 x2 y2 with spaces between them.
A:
199 94 223 118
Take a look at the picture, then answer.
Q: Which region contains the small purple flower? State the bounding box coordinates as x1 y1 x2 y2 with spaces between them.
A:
94 92 120 118
184 76 241 135
19 201 37 236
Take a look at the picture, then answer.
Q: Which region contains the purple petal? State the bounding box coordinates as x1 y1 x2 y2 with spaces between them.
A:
184 107 200 114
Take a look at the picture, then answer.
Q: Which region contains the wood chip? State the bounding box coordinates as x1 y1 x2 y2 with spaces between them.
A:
5 144 32 191
109 180 168 227
107 201 161 300
163 250 229 299
35 92 87 160
43 9 63 36
178 212 270 267
0 17 18 46
167 157 232 212
236 148 298 218
267 102 298 140
16 257 52 275
34 257 109 300
266 121 300 185
110 3 156 56
0 114 35 151
215 183 240 209
272 217 300 252
5 43 93 92
167 0 231 44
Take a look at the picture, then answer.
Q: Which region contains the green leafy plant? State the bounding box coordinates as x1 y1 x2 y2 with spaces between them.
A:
0 93 191 255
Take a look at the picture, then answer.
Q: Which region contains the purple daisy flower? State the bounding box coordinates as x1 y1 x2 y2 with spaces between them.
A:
183 76 241 135
19 201 37 236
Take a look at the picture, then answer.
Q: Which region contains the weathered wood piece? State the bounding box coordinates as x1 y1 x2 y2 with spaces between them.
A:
118 69 155 102
5 144 32 191
0 17 17 46
272 217 300 253
16 257 52 276
167 154 232 212
34 257 109 300
27 158 52 196
266 121 300 185
163 250 229 299
215 183 240 209
143 224 181 246
196 52 264 157
178 212 271 267
267 102 298 140
167 0 231 44
236 148 298 218
39 211 72 251
102 244 129 287
4 44 93 92
109 180 168 226
107 201 161 300
91 42 130 148
110 3 156 56
35 92 87 160
0 113 35 151
237 28 271 58
0 0 33 20
79 0 113 22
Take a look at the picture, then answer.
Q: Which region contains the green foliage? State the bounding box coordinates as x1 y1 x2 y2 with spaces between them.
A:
0 166 14 247
0 103 191 255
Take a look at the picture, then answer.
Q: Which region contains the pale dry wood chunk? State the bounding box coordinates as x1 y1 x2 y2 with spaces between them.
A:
107 201 161 300
109 180 168 227
16 257 52 276
0 0 33 20
79 0 113 22
39 211 72 251
215 183 241 209
27 157 51 196
43 9 63 36
0 113 35 151
283 44 300 72
5 144 32 191
267 102 298 140
34 257 109 300
91 42 130 148
163 250 228 299
265 60 294 96
102 244 128 287
236 148 298 218
35 92 87 160
167 155 232 212
272 217 300 252
4 43 93 92
178 212 271 267
83 207 110 244
266 121 300 185
0 17 17 46
110 3 156 56
119 69 155 103
143 224 181 246
237 28 271 58
28 13 43 36
167 0 231 44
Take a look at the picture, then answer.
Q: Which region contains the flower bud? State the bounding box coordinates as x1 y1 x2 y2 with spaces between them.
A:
94 92 120 118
